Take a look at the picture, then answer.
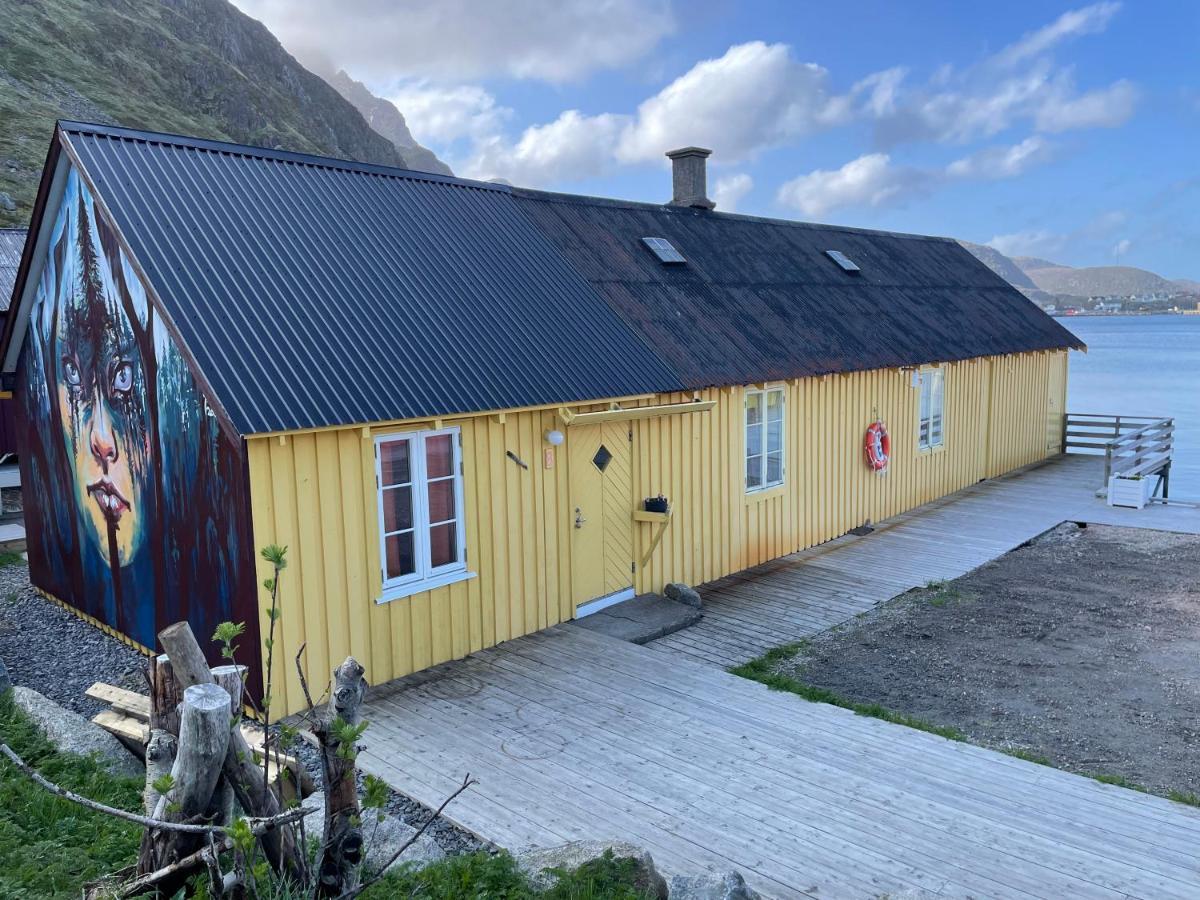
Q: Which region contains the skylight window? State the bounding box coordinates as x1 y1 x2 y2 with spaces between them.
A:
825 249 861 273
642 237 686 264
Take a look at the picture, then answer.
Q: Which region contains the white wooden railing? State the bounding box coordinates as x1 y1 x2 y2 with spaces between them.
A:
1063 413 1174 497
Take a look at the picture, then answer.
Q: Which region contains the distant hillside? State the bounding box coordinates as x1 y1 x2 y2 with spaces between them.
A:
1020 264 1180 297
959 243 1194 300
322 70 451 176
0 0 412 227
1012 256 1065 272
956 241 1038 290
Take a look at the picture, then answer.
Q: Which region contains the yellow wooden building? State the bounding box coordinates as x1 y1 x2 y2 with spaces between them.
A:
3 126 1082 713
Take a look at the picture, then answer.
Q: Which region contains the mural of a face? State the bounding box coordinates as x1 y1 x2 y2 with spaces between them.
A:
18 164 258 687
54 274 149 565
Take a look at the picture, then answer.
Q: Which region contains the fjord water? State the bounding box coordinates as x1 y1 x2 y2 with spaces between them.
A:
1060 314 1200 497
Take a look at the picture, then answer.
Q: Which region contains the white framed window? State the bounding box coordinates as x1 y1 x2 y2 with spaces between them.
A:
745 385 785 492
918 367 945 450
374 427 472 602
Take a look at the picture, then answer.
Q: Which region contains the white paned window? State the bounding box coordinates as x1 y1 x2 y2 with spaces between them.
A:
918 368 945 450
745 385 785 492
375 427 471 601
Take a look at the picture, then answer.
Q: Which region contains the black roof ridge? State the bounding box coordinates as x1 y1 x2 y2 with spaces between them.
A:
61 122 957 245
58 120 508 193
510 185 958 245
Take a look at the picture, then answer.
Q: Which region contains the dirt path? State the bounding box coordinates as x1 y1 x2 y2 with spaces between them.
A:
772 523 1200 797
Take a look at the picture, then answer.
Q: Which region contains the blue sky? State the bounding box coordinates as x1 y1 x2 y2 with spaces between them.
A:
234 1 1198 278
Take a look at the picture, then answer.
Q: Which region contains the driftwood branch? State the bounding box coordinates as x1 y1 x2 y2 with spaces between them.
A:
335 772 477 900
0 742 312 836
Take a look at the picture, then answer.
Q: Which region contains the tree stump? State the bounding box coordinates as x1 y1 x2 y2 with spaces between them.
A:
139 682 232 886
157 621 302 882
210 664 247 825
316 656 368 897
144 654 182 814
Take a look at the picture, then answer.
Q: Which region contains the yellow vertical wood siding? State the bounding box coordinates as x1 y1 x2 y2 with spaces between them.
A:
250 350 1068 715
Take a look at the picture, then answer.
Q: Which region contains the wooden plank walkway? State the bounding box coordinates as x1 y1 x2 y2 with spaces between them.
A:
650 454 1200 668
357 624 1200 899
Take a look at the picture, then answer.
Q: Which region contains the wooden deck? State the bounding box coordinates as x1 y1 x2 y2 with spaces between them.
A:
650 454 1200 668
357 624 1200 899
356 454 1200 898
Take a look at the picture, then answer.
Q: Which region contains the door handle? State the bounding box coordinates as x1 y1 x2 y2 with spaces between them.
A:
574 507 587 528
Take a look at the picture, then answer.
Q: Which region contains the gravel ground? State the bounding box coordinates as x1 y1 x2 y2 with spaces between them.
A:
770 522 1200 797
0 560 485 855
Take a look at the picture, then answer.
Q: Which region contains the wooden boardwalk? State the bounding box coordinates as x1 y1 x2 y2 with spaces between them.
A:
650 454 1200 668
356 455 1200 898
357 624 1200 899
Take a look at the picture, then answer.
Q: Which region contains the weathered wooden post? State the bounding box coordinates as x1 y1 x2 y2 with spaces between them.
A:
317 656 368 897
157 621 302 881
144 654 181 815
140 682 232 883
210 664 248 825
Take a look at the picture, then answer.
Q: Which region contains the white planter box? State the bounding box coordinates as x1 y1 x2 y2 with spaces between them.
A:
1107 474 1153 509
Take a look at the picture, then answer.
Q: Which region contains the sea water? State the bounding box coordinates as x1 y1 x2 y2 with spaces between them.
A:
1060 315 1200 498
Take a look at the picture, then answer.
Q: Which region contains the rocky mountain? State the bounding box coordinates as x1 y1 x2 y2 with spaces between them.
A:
959 242 1195 300
0 0 425 227
956 241 1038 291
322 70 451 176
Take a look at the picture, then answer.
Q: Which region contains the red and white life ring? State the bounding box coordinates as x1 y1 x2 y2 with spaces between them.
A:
865 421 890 471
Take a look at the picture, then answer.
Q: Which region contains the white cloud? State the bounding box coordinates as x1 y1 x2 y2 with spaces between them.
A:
778 135 1056 218
986 230 1068 258
616 42 851 164
853 67 908 118
464 110 628 184
1035 78 1138 131
777 154 926 218
1112 238 1132 257
230 0 673 83
465 41 854 186
995 3 1122 68
713 173 753 212
386 83 509 145
867 4 1133 146
945 136 1055 180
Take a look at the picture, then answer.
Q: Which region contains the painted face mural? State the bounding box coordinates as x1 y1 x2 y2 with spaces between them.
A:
17 168 258 679
54 242 149 566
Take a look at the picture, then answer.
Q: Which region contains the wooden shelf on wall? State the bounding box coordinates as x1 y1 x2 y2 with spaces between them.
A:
632 507 672 523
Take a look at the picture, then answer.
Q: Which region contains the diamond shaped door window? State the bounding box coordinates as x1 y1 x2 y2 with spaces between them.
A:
592 445 613 472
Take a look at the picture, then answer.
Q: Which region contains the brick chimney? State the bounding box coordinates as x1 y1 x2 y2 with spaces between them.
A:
665 147 715 210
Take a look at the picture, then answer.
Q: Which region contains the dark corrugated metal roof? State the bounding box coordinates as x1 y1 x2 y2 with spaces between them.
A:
62 123 682 434
0 229 26 313
19 122 1081 435
511 190 1085 388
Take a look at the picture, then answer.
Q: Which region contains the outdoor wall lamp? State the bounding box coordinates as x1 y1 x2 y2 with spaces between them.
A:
544 429 565 446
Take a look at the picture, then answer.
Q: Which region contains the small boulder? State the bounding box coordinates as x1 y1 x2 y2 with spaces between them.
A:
667 870 760 899
515 840 669 897
302 792 444 873
10 686 142 778
664 582 703 609
0 192 14 212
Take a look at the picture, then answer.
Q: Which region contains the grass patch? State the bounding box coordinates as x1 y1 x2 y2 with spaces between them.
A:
363 848 655 899
730 646 967 743
1091 773 1148 793
0 690 143 898
1168 790 1200 808
1002 748 1052 766
0 551 25 569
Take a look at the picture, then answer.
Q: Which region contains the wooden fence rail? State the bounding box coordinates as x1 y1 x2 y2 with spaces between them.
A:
1063 412 1174 497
